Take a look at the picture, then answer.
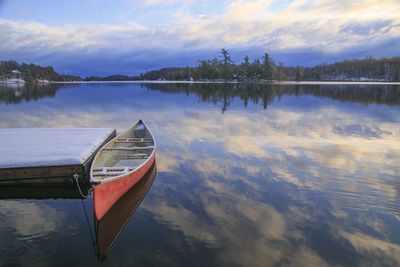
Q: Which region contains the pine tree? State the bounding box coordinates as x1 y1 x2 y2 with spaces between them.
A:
295 67 302 81
276 63 285 81
262 53 274 81
251 59 263 79
220 48 233 81
241 55 250 80
185 66 191 80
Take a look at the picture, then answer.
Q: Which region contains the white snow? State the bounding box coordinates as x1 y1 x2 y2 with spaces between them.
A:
0 78 26 84
0 128 115 168
277 81 400 85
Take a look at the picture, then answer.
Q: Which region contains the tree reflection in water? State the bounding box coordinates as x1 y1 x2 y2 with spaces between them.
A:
143 83 400 112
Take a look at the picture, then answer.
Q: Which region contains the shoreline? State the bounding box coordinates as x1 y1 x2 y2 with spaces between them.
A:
49 80 400 85
275 80 400 85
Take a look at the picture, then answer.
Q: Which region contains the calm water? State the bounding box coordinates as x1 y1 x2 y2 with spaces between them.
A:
0 82 400 267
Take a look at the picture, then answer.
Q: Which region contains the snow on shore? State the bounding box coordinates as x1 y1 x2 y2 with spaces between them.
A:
50 80 400 85
277 81 400 85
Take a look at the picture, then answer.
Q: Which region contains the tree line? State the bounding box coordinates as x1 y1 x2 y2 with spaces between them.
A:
288 56 400 82
0 60 80 82
140 49 275 81
2 51 399 82
140 49 400 82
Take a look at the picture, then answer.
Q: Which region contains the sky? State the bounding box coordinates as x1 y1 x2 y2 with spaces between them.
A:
0 0 399 76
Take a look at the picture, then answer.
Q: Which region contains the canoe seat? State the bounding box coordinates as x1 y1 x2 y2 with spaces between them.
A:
103 146 154 151
117 137 153 142
93 166 135 172
119 154 149 160
113 152 149 158
93 173 127 177
92 166 137 177
115 140 153 144
93 166 134 171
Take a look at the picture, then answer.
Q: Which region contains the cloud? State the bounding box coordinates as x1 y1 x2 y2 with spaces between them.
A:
1 0 399 74
138 0 188 6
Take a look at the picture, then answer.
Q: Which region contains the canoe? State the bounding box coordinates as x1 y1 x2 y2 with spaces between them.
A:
95 162 156 261
90 120 156 220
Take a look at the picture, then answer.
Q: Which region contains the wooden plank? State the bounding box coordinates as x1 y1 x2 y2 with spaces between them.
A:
117 138 153 141
114 140 153 144
93 172 127 177
102 146 154 151
118 156 149 160
93 167 135 172
0 164 83 181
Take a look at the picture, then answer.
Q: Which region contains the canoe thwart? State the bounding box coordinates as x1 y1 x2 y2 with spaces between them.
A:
93 166 138 176
93 167 136 172
102 146 154 151
117 155 149 160
114 140 154 144
93 172 129 177
117 138 153 142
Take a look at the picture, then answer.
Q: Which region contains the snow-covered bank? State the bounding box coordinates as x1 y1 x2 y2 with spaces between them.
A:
276 81 400 85
50 80 400 85
0 78 26 84
51 80 235 84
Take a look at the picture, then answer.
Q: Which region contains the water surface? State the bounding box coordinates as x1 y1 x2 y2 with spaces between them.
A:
0 82 399 267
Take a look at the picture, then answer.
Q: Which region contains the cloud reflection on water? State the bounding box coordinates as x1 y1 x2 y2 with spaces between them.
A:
0 200 61 239
141 108 399 266
0 83 399 266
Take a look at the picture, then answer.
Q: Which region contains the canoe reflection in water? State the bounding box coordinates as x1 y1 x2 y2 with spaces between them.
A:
0 161 156 262
94 161 157 261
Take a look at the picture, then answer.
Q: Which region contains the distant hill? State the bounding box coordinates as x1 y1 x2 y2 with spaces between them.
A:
83 75 139 81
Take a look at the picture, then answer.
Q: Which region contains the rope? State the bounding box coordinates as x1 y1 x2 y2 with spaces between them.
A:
80 199 97 254
73 174 90 198
74 174 97 255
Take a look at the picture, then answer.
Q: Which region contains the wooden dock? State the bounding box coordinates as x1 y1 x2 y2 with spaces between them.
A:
0 128 116 186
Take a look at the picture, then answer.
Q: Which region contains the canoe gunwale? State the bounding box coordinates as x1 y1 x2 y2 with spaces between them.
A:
89 120 156 185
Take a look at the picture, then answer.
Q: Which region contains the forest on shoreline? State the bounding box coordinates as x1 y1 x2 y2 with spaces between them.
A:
1 49 399 83
0 60 80 83
139 50 400 82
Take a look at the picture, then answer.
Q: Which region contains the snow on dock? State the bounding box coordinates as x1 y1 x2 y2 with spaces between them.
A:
0 128 115 168
0 128 116 184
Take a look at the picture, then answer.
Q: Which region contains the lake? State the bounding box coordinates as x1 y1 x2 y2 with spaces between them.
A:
0 82 399 267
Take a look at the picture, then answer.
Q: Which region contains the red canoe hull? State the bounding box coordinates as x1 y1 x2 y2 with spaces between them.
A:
93 154 155 221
